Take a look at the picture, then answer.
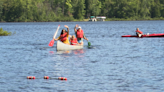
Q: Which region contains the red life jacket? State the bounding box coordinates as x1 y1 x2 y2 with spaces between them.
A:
136 30 143 34
60 33 67 42
70 38 77 45
76 30 84 38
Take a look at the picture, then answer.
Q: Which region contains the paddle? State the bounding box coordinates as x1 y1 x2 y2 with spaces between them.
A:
88 41 91 47
49 25 60 47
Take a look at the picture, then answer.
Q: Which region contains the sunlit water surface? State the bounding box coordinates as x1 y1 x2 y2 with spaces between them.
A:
0 21 164 92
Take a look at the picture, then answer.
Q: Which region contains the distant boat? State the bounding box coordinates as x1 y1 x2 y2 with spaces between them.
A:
96 16 106 21
88 16 97 22
122 33 164 37
88 16 106 21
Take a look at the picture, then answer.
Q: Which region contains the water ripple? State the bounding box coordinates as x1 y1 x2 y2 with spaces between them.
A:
0 21 164 92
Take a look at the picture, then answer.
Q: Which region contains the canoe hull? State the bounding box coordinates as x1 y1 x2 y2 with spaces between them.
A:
57 41 83 51
122 33 164 37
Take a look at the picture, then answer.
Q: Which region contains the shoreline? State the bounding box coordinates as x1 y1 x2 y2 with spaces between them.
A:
0 18 164 22
106 17 164 21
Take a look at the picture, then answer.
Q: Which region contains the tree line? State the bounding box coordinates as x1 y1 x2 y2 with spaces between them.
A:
0 0 164 22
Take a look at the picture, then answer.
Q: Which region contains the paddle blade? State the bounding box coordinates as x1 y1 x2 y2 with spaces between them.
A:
88 42 91 47
49 40 54 47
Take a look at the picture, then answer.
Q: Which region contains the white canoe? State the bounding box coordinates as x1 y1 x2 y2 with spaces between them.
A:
57 41 83 51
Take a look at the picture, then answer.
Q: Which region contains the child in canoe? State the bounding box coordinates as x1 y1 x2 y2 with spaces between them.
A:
70 35 79 45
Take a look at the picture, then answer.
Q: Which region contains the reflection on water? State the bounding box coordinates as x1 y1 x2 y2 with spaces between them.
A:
49 51 54 54
55 49 85 58
49 49 86 58
73 49 85 54
73 49 85 58
57 50 71 54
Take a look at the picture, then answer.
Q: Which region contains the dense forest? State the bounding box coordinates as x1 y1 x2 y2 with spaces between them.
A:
0 0 164 22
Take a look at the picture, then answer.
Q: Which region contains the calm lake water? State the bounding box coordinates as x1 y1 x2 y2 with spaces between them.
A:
0 21 164 92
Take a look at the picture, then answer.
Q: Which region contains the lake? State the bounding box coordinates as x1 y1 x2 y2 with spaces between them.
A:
0 21 164 92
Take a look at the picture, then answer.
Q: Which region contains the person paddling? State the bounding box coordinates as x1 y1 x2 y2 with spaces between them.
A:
70 35 78 45
74 24 88 45
54 25 70 45
136 28 143 37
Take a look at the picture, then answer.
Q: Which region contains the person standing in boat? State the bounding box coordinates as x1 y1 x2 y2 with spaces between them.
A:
136 28 143 37
70 35 79 45
54 25 70 45
74 24 88 45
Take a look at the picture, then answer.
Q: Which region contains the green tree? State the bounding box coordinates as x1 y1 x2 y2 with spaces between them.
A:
92 0 101 16
160 0 164 17
151 0 161 18
72 0 85 19
0 0 3 20
100 0 114 18
85 0 93 18
65 0 73 16
1 0 164 22
85 0 101 17
139 0 152 18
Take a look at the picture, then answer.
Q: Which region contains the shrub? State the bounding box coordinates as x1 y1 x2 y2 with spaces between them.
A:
0 27 12 36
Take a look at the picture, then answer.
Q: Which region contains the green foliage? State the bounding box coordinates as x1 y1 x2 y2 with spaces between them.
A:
0 27 12 36
72 0 85 19
0 0 164 22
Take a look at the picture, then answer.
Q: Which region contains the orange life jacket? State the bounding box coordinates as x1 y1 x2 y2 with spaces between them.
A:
70 38 77 45
76 30 84 38
60 33 67 42
136 30 143 34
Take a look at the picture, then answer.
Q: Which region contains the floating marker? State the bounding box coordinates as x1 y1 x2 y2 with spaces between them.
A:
44 76 49 79
58 77 67 80
27 76 35 79
27 76 67 80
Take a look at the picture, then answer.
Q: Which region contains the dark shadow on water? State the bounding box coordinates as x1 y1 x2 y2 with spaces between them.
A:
87 46 95 49
85 45 97 49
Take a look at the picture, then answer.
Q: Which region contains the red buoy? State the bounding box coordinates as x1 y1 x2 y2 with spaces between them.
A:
27 76 35 79
44 76 49 79
58 77 67 80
